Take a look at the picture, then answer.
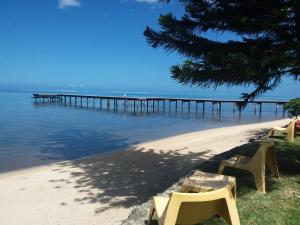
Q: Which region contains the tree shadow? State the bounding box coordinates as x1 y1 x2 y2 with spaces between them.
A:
51 147 211 212
195 135 300 195
122 131 300 225
244 128 269 142
273 136 300 175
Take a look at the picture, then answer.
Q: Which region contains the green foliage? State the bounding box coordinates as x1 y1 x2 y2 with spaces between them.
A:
285 98 300 118
145 0 300 103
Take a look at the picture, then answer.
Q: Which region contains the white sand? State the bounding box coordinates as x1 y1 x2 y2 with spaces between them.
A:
0 119 289 225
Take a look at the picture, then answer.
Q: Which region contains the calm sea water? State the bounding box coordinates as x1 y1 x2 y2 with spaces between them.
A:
0 91 288 173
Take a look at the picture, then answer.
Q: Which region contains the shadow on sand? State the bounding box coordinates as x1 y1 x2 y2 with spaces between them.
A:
195 130 300 194
49 146 211 212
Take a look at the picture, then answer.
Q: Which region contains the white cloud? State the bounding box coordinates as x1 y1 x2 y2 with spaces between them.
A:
68 83 86 88
135 0 160 3
121 0 160 4
59 0 81 9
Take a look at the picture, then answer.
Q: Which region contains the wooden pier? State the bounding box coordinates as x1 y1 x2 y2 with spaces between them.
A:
32 93 289 118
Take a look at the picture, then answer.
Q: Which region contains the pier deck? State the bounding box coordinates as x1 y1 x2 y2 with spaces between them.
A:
32 93 289 118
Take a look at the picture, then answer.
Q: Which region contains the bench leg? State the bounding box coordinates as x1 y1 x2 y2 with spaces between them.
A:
266 149 279 178
220 195 240 225
252 169 265 193
218 161 227 174
147 200 156 225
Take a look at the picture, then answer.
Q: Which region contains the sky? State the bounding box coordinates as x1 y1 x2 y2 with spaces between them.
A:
0 0 298 98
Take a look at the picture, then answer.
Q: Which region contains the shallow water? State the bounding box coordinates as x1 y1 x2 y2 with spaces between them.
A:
0 91 287 173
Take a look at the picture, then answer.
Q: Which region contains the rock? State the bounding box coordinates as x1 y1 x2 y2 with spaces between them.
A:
121 202 150 225
121 177 190 225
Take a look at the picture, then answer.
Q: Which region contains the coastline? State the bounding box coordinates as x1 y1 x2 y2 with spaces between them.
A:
0 118 290 225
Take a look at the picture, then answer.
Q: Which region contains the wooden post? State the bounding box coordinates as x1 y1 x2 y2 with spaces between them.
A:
146 100 149 113
107 99 110 110
259 103 262 116
133 100 136 111
152 99 155 111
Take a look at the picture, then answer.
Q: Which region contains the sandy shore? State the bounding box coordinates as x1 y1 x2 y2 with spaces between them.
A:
0 119 290 225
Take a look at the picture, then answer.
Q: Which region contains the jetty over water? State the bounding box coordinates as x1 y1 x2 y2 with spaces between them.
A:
32 93 289 119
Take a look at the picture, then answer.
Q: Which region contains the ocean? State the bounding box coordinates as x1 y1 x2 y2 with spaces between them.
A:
0 90 289 173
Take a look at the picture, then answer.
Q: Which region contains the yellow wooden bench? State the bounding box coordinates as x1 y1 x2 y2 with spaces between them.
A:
218 142 279 193
147 186 240 225
267 119 297 142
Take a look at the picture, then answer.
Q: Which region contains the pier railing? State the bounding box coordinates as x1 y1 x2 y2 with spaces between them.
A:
32 93 289 118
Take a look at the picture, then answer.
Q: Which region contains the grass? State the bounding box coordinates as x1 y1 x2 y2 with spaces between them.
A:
196 132 300 225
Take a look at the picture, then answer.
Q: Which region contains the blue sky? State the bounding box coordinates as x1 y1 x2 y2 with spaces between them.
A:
0 0 298 98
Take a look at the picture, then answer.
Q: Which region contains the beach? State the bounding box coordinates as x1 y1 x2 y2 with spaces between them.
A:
0 118 290 225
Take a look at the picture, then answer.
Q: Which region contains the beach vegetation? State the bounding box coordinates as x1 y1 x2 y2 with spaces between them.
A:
285 98 300 118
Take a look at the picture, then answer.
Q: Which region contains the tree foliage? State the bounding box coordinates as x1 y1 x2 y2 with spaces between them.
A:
144 0 300 103
285 98 300 118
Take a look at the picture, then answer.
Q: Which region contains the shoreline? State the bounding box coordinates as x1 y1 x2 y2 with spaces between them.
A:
0 118 289 178
0 118 290 225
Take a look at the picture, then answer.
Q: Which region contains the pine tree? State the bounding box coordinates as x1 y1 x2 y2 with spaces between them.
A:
144 0 300 104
